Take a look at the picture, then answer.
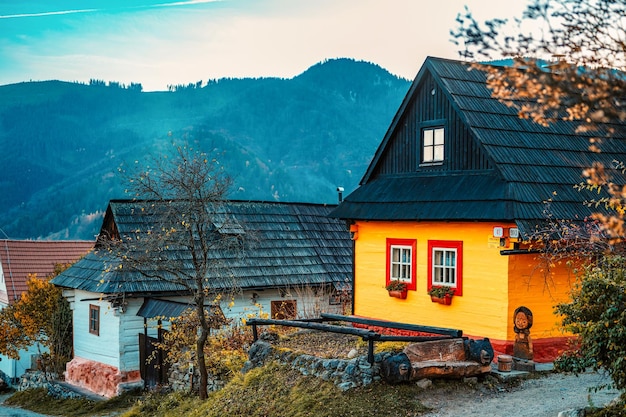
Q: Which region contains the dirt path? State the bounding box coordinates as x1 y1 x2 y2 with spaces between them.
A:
418 371 619 417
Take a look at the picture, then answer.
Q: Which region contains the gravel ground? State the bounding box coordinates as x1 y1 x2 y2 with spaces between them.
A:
418 370 620 417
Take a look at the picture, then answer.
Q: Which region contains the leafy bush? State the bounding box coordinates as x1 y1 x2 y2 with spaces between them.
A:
555 256 626 391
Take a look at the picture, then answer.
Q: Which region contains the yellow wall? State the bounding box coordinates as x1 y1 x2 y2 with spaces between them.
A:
507 255 576 340
353 220 574 342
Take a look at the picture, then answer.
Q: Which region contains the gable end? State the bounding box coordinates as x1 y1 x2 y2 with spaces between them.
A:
367 70 494 180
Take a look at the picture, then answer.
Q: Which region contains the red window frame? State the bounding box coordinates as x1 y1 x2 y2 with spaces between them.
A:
386 238 417 291
427 240 463 296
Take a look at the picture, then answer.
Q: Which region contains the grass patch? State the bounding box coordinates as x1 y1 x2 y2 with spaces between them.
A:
123 362 429 417
6 387 142 417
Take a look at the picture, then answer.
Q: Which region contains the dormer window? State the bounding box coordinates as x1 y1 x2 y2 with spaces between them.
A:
422 127 445 164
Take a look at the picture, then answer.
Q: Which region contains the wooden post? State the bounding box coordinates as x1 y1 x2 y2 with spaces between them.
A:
251 322 258 342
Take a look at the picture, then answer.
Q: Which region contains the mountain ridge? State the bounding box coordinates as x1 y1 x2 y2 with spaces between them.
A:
0 58 410 239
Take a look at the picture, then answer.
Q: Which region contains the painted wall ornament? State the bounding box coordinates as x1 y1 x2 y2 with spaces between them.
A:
513 306 533 360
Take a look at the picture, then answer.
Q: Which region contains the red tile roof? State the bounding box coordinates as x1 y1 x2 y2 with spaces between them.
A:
0 240 94 305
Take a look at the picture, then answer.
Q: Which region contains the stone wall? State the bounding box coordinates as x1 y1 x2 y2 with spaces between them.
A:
18 370 57 391
243 340 394 391
167 361 224 393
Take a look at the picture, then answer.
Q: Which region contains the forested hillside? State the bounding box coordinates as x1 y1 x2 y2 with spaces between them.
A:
0 58 409 239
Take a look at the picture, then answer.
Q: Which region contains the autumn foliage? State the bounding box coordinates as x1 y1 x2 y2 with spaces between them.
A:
0 263 73 374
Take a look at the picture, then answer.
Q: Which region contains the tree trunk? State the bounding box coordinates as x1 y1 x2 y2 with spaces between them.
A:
195 290 209 400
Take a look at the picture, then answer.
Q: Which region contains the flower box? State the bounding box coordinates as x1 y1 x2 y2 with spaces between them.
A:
388 289 408 299
430 294 453 305
385 280 408 299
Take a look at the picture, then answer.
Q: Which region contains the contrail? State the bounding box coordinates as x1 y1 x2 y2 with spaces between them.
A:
0 9 99 19
0 0 223 19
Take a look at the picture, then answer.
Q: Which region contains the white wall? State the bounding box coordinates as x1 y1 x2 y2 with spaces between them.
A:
118 299 148 373
72 290 120 369
224 287 344 325
67 287 345 374
0 262 7 304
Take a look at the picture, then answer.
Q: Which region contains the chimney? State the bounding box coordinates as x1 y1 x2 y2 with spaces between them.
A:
336 186 344 203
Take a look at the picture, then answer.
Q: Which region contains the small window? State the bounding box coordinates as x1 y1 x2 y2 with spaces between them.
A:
386 238 417 290
428 240 463 296
422 127 445 163
271 300 297 320
89 304 100 336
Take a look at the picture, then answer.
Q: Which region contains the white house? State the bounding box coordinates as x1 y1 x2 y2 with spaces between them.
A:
51 200 352 397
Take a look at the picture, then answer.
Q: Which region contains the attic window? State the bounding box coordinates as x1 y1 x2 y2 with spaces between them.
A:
422 127 445 164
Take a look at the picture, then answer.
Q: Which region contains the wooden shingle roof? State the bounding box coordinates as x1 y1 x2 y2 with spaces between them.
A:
0 240 94 304
51 200 352 295
331 56 626 237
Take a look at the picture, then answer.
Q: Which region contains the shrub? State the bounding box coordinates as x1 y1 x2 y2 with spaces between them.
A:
555 256 626 391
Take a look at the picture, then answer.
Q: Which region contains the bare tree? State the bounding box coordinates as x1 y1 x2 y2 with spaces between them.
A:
106 142 244 399
452 0 626 240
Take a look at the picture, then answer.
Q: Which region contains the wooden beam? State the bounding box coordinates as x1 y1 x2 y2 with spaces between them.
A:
378 335 454 343
320 313 463 337
246 318 380 339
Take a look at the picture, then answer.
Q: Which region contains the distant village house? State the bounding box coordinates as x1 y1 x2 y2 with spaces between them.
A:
0 239 94 381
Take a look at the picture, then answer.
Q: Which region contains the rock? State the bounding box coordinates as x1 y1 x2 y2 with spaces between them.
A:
464 376 478 385
347 349 358 359
242 340 274 373
380 353 412 384
416 378 432 389
337 381 354 391
260 331 279 342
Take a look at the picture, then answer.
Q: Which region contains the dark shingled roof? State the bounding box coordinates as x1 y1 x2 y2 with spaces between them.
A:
51 200 352 295
330 57 626 237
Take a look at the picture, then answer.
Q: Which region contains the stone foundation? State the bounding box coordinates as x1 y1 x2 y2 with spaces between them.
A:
64 357 142 398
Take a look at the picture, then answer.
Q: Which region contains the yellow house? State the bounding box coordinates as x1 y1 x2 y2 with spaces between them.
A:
330 57 625 362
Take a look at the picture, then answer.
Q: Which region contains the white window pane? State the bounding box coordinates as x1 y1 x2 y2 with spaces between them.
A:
392 248 400 262
424 129 433 146
434 128 445 145
423 147 433 162
434 267 442 283
434 144 444 161
434 250 443 266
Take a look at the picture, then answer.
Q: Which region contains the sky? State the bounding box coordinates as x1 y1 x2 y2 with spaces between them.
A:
0 0 528 91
